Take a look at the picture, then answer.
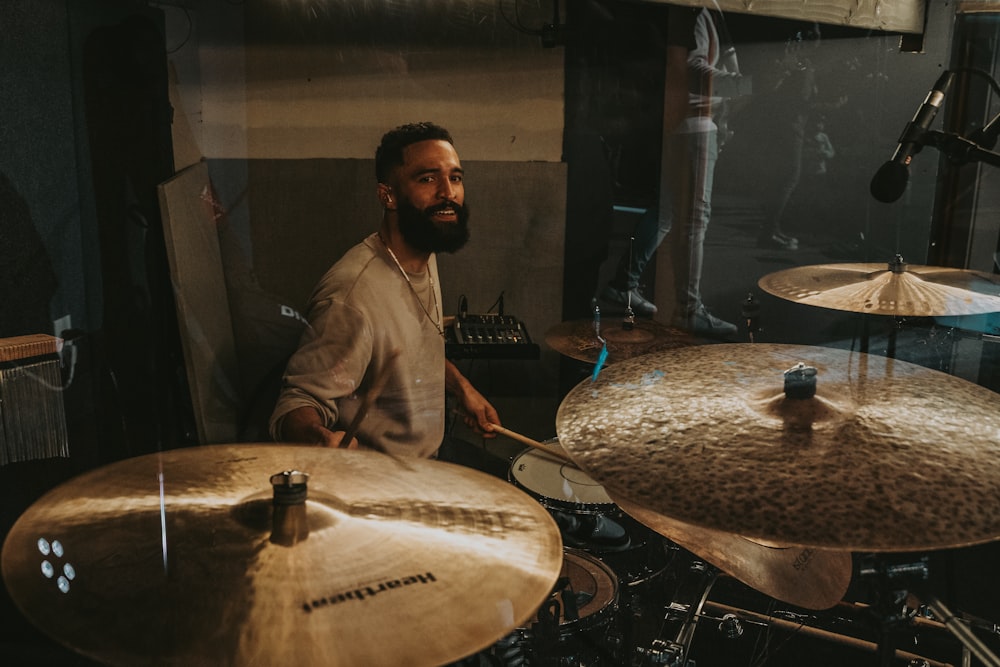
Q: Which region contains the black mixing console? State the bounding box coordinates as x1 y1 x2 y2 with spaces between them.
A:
446 314 540 360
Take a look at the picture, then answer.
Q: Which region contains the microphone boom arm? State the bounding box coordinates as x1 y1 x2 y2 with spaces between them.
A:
923 130 1000 168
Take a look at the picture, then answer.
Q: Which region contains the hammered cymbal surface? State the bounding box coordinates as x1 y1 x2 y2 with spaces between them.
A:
1 444 563 667
608 490 851 610
758 262 1000 316
556 343 1000 552
544 318 704 364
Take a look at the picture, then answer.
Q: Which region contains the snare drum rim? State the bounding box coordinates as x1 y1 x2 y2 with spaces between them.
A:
509 448 618 515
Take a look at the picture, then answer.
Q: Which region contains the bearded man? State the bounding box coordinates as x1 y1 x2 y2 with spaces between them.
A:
270 122 500 457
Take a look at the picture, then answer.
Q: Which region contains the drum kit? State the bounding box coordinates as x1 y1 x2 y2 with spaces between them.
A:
3 258 1000 666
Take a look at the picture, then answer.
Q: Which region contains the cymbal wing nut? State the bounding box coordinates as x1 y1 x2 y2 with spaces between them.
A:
783 363 817 399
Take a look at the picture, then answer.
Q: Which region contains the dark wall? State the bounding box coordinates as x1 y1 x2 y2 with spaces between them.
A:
1 6 191 654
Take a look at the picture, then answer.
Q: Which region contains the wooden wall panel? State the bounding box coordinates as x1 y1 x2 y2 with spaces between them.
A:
654 0 926 33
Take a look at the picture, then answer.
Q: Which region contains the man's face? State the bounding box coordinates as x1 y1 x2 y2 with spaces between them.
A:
389 139 470 254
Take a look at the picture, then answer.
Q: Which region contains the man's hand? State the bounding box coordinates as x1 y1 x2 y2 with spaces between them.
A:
278 406 360 449
446 360 500 437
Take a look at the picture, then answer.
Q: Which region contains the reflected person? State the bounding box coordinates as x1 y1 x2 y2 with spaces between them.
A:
601 7 748 338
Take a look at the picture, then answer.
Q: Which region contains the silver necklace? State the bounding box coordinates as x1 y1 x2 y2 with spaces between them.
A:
377 233 445 338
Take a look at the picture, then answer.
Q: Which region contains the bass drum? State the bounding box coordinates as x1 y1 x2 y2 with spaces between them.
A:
509 444 676 587
492 548 621 666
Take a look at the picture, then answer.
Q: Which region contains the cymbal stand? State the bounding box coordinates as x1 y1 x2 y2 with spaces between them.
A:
622 236 637 331
633 559 719 666
921 594 1000 667
741 292 761 343
858 555 932 667
859 555 1000 667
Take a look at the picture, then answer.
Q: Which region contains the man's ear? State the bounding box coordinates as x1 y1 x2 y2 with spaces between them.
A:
377 183 395 209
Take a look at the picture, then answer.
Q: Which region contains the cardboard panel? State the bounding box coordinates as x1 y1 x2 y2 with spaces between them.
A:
158 161 241 444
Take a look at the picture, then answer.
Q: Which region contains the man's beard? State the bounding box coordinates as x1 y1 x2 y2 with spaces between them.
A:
396 199 470 254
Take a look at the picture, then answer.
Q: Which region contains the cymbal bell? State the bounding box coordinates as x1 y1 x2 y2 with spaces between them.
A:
544 317 704 364
1 445 564 667
758 257 1000 317
556 343 1000 552
607 490 852 610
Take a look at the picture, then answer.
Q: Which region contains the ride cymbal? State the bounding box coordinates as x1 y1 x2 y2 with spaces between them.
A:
544 318 704 364
1 444 563 667
556 343 1000 552
758 257 1000 317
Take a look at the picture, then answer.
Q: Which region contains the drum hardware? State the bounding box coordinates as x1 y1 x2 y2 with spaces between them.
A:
633 559 719 667
783 361 817 398
698 601 957 667
1 444 564 667
718 613 744 639
857 555 1000 667
740 291 761 343
267 469 309 546
556 343 1000 552
622 236 638 332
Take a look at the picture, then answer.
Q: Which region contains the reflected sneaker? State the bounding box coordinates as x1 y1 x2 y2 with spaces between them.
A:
600 284 657 317
672 305 737 338
757 230 799 250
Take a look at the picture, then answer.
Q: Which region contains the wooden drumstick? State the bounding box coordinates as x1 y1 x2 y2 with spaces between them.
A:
486 423 576 465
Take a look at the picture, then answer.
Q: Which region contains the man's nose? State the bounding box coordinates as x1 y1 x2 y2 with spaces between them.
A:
438 180 458 201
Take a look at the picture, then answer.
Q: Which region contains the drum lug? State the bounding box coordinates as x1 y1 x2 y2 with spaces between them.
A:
718 613 744 640
633 638 689 666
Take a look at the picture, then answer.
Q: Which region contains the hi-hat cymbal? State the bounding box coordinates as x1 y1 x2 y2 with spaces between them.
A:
607 491 851 610
1 444 563 667
758 257 1000 316
556 343 1000 553
544 317 704 364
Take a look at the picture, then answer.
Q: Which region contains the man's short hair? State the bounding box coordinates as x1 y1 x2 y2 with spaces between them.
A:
375 122 454 183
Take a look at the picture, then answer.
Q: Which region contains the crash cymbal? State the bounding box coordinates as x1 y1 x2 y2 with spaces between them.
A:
544 317 704 364
758 256 1000 316
556 343 1000 552
607 490 851 610
1 444 563 667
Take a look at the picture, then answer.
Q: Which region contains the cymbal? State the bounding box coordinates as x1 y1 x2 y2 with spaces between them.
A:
556 343 1000 552
544 317 703 364
607 490 851 610
758 258 1000 317
1 444 563 667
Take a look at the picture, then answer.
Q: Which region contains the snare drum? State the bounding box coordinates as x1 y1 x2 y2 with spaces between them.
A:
509 445 630 552
509 444 616 515
509 445 675 586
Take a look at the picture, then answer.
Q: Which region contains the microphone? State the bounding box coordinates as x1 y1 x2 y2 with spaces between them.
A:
870 70 955 203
